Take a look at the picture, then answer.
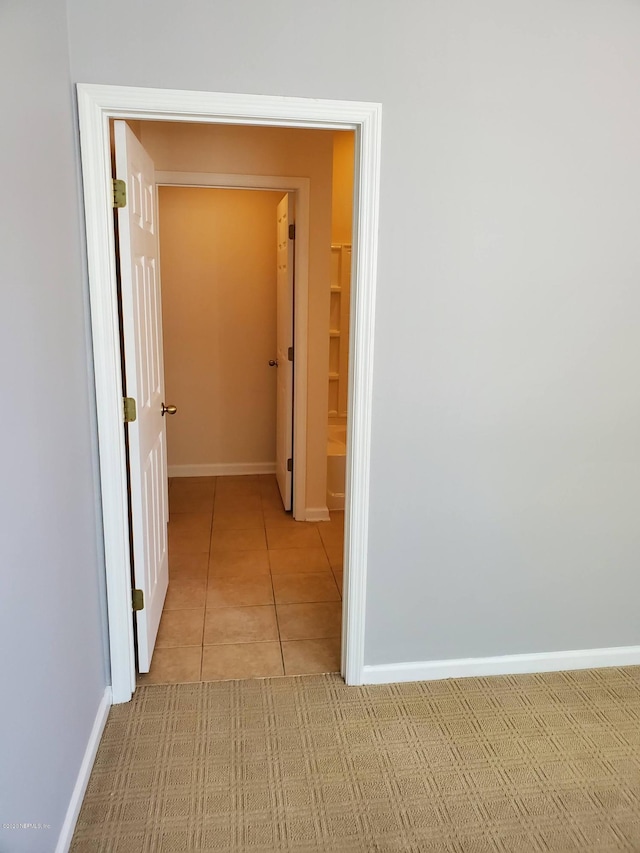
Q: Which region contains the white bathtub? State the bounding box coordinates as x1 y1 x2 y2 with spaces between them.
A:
327 424 346 511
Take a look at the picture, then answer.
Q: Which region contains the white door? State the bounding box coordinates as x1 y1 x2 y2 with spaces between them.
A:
114 121 169 672
275 194 295 510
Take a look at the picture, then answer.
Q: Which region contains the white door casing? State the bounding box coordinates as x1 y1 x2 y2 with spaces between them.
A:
77 85 382 703
275 194 295 510
114 121 169 672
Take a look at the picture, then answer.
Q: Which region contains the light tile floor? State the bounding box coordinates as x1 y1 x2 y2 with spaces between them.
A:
137 474 344 685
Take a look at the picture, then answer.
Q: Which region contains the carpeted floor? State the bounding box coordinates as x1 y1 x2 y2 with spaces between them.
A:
71 668 640 852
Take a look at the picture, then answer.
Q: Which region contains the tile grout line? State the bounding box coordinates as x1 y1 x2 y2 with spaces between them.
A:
201 477 217 680
263 490 288 677
318 525 343 602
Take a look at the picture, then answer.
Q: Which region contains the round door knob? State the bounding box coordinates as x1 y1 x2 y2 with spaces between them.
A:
268 359 278 367
161 403 177 416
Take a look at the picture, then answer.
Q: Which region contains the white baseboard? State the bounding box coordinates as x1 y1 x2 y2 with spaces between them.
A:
55 687 111 853
304 506 331 522
361 645 640 686
168 462 276 477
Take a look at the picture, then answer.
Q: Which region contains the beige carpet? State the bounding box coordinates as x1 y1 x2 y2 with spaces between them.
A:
71 668 640 851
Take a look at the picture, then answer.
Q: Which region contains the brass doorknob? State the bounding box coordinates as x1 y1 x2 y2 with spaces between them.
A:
161 403 177 416
268 359 278 367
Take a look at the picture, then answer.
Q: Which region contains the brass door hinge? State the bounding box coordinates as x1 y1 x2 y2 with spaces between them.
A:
287 458 293 472
112 179 127 209
287 346 293 362
132 588 144 611
288 223 296 240
123 397 137 423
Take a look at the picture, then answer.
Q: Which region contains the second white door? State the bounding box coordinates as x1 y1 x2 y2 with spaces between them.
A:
275 193 295 511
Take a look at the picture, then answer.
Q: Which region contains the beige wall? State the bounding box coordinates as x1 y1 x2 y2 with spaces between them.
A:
331 131 355 244
140 121 333 510
159 186 281 470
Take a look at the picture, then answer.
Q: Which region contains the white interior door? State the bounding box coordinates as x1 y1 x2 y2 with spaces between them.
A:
114 121 169 672
275 194 295 510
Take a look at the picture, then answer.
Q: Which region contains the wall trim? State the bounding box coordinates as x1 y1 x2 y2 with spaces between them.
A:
361 645 640 685
76 84 382 700
55 687 111 853
305 505 331 522
168 462 276 477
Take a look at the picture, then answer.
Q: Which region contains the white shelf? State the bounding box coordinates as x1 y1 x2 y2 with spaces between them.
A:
329 243 351 429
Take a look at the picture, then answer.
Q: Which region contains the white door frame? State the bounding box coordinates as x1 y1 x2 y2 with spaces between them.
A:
76 84 382 704
155 172 310 522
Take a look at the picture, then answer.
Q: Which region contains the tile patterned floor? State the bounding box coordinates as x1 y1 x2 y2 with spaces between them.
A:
137 475 344 685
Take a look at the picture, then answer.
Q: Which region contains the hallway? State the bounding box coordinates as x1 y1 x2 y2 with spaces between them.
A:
138 475 344 684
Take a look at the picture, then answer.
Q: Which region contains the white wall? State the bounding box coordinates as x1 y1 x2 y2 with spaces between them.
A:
66 0 640 669
159 186 281 471
0 0 107 849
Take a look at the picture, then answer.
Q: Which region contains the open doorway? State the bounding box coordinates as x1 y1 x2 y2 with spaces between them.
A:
77 84 381 703
113 118 356 683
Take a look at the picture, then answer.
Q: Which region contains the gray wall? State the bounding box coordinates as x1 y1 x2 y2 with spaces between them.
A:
65 0 640 666
0 1 107 850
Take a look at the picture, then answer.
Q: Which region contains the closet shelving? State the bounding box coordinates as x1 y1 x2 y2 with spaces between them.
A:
328 243 351 419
